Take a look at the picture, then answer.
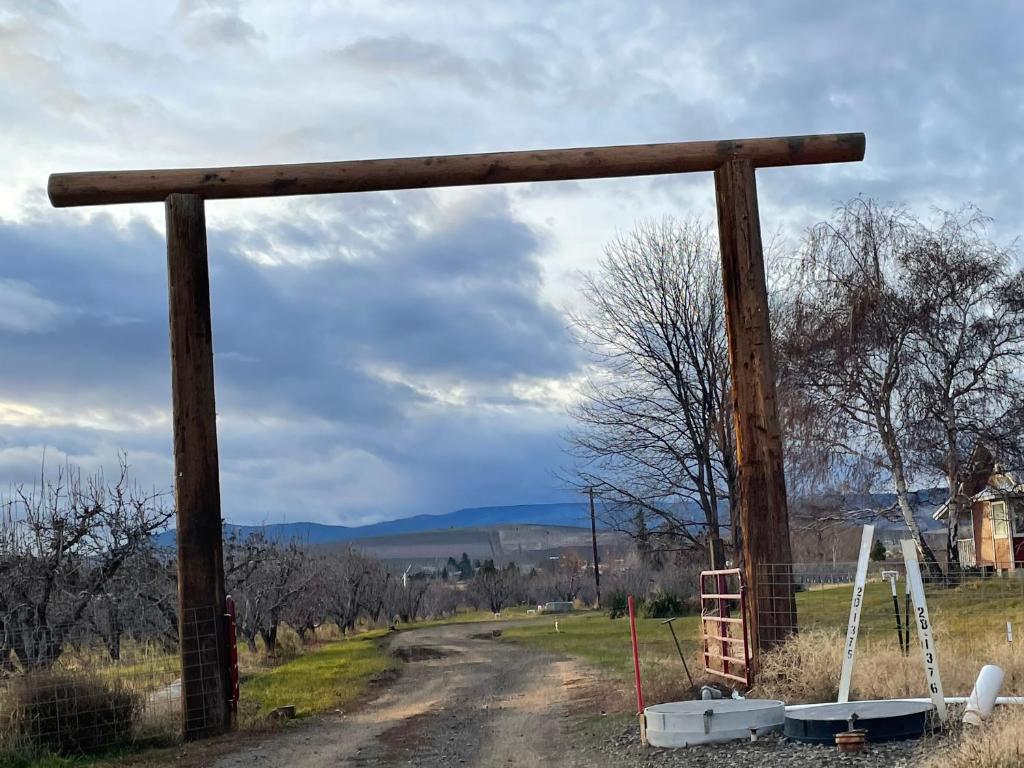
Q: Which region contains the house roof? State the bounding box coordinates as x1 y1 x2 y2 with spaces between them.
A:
932 471 1024 520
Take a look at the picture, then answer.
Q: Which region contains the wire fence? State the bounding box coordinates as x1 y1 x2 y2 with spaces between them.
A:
755 561 1024 696
0 607 224 756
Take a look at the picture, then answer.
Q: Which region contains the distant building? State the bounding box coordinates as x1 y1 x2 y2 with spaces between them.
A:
933 471 1024 570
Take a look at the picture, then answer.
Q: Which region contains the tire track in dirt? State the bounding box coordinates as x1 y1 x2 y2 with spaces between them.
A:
209 621 604 768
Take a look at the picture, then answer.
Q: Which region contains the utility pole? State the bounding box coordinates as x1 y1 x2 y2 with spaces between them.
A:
589 487 601 609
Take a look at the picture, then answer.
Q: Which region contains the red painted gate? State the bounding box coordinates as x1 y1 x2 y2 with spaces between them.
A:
699 568 751 687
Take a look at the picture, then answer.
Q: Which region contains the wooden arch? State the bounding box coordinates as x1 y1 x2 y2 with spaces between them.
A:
49 132 865 738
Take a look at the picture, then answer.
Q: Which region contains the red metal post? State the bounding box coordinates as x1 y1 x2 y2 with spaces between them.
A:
627 595 644 713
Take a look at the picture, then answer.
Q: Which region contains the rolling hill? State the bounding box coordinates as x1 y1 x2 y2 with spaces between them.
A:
154 502 597 548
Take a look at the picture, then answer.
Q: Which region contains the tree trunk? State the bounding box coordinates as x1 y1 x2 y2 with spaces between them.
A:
259 626 277 655
106 602 122 661
946 491 964 575
945 417 963 574
886 441 944 578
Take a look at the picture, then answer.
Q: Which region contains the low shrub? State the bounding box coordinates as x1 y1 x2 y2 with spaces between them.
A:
641 591 685 619
606 594 630 619
0 671 141 755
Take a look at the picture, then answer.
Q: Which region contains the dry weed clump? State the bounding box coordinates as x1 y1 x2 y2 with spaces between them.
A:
920 708 1024 768
0 671 141 755
751 629 1024 704
750 630 843 702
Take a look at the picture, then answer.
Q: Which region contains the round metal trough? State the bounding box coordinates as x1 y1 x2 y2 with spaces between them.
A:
644 699 785 747
784 701 935 744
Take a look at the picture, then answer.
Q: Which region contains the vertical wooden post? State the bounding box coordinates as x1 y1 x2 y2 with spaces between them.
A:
165 193 231 740
713 159 795 661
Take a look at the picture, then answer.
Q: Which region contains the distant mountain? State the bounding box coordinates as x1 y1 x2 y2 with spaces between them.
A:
153 502 598 547
344 502 595 537
152 489 950 549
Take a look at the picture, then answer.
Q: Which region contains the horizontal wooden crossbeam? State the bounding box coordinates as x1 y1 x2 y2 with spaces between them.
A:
48 132 864 207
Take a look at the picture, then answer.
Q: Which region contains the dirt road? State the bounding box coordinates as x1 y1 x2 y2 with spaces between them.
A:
210 621 605 768
203 620 947 768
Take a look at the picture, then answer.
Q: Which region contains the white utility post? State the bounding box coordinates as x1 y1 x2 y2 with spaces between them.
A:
901 539 947 722
838 525 875 703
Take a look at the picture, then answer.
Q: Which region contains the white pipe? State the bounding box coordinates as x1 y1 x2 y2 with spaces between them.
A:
964 665 1005 726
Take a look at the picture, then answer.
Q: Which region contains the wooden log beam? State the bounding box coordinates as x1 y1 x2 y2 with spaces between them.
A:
713 158 796 666
48 132 864 207
165 193 232 740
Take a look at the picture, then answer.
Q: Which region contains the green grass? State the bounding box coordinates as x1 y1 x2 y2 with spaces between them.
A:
0 746 149 768
401 604 536 629
238 629 395 720
503 610 703 669
0 750 73 768
793 577 1024 639
503 576 1024 686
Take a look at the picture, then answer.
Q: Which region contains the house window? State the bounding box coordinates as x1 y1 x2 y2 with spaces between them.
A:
992 501 1010 538
1013 500 1024 538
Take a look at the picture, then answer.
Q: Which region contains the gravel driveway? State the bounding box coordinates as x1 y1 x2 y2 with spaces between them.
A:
202 621 951 768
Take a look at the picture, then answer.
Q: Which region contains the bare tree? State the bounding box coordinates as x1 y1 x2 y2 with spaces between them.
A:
568 218 736 557
385 575 432 624
788 495 902 566
535 551 587 602
226 532 310 653
86 545 179 659
777 199 942 574
419 582 460 619
322 548 389 634
468 561 522 613
281 556 328 643
0 455 172 670
901 208 1024 567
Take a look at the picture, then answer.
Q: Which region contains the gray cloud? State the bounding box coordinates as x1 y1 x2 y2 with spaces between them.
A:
0 190 579 523
0 279 63 333
330 34 540 94
176 0 262 47
2 0 1024 522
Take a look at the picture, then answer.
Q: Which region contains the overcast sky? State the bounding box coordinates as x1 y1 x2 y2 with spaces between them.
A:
1 1 1022 525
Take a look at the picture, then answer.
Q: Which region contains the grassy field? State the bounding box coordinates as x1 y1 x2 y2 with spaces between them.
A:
238 629 395 722
503 610 702 670
503 575 1024 706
